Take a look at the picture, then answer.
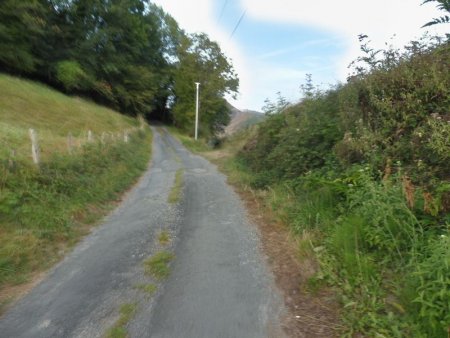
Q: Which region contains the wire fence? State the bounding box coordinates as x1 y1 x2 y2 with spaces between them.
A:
3 118 146 166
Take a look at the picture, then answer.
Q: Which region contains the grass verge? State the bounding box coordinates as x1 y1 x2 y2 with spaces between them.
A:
166 126 210 153
206 128 449 336
143 251 175 280
167 169 184 204
105 303 137 338
0 129 152 313
0 74 151 313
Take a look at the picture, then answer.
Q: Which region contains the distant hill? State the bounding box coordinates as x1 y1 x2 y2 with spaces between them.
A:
225 103 265 135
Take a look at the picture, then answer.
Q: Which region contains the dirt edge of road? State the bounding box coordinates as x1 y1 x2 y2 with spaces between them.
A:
234 187 341 337
203 151 341 337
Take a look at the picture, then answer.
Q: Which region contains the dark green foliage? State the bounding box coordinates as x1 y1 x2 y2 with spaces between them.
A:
0 1 237 131
344 39 450 186
422 0 450 27
238 37 450 336
171 33 238 136
241 88 343 184
0 0 46 74
242 39 450 188
55 60 92 91
0 0 170 115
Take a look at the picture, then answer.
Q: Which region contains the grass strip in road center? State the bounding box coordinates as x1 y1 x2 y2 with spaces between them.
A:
167 169 184 204
105 303 137 338
143 251 175 280
158 230 171 245
135 283 157 297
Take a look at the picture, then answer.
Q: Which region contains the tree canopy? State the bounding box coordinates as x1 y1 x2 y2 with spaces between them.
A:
172 33 238 135
0 0 238 133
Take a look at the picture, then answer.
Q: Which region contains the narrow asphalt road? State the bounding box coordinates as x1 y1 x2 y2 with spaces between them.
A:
0 127 285 338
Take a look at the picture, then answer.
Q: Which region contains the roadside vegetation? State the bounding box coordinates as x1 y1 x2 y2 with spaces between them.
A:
167 127 212 153
1 1 448 336
0 75 152 311
171 24 450 336
0 74 140 161
233 35 449 337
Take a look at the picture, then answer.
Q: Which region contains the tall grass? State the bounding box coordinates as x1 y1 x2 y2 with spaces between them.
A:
235 159 448 336
0 128 152 299
234 37 449 337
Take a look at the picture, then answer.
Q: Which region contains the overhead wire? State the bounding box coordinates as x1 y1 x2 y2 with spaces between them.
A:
218 0 229 22
229 9 247 39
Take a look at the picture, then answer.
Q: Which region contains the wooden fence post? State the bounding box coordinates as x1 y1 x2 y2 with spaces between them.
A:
67 132 74 154
29 128 40 165
8 149 16 169
101 132 107 144
124 131 129 143
138 115 145 131
87 130 93 143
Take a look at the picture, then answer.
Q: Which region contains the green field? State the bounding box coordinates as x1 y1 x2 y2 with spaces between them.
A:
0 73 139 161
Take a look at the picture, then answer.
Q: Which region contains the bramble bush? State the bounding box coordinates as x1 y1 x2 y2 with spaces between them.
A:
238 35 450 336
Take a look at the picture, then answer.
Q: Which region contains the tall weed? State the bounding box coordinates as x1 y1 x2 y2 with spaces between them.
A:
404 233 450 337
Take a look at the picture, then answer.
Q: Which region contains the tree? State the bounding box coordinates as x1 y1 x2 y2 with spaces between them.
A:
422 0 450 27
171 33 239 135
0 1 239 124
0 0 47 74
262 92 288 115
300 74 316 98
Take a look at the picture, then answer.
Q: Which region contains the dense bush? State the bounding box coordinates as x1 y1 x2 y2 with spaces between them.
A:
241 90 343 184
55 60 92 92
238 37 450 336
343 39 450 186
243 39 450 186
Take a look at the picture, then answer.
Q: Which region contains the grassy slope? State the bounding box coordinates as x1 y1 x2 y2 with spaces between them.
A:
0 73 138 161
0 74 151 312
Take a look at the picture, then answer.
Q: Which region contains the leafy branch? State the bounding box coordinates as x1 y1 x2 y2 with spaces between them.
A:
422 0 450 27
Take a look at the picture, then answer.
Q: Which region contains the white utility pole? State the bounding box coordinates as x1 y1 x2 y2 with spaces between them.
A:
195 82 200 140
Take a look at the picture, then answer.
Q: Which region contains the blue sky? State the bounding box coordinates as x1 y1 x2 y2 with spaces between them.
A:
153 0 447 111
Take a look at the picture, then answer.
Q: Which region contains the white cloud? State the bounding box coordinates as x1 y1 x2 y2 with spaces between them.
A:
241 0 444 39
242 0 447 80
257 38 345 60
153 0 447 111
